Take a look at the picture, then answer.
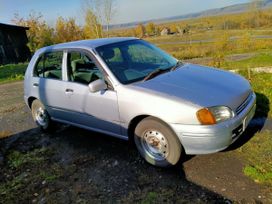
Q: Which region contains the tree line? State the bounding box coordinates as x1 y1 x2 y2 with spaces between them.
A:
12 0 116 53
12 0 272 53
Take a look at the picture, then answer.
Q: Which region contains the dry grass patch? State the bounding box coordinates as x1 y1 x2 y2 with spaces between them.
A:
0 130 12 139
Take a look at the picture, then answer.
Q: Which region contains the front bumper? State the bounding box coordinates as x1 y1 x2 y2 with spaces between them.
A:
170 93 256 155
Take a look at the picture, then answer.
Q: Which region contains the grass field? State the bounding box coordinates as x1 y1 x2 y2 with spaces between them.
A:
240 72 272 118
147 29 272 44
222 52 272 69
238 130 272 187
234 72 272 186
148 29 272 72
0 63 28 84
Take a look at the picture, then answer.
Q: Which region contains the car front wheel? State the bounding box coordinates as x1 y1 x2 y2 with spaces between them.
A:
134 117 182 167
31 99 53 131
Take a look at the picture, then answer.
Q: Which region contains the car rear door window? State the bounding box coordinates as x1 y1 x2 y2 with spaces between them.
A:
34 51 63 80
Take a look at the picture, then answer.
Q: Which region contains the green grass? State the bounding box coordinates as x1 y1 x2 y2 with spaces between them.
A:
0 147 61 203
240 72 272 118
251 73 272 118
7 148 49 169
141 192 158 204
238 131 272 186
147 29 270 44
0 170 60 203
234 72 272 186
223 52 272 69
244 165 272 184
38 167 60 182
145 29 272 62
0 63 28 83
0 172 25 198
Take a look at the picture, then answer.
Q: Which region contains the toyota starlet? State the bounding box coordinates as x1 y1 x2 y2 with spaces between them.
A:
24 38 256 167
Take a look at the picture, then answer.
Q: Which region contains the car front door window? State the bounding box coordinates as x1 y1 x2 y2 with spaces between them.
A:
67 52 103 85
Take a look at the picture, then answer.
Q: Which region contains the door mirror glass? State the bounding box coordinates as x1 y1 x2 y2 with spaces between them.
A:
88 79 107 93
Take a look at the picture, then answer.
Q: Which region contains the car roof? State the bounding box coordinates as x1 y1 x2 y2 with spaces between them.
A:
36 37 138 54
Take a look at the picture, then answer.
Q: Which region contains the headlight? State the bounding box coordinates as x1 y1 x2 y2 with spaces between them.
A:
197 106 234 125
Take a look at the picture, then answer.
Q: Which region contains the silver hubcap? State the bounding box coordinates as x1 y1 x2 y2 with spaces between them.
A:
35 107 48 127
141 130 169 161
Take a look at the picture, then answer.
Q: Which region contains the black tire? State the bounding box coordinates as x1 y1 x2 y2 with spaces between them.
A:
31 99 54 132
134 117 182 167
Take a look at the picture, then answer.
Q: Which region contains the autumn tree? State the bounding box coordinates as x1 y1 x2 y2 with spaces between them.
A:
176 25 183 35
249 0 264 28
55 17 83 43
212 33 230 68
82 0 103 38
145 22 156 36
82 0 116 38
169 24 178 33
83 8 103 39
12 11 54 52
240 32 252 51
135 24 145 38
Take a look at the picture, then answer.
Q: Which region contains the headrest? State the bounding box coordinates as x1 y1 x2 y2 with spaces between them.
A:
71 59 85 72
101 49 115 60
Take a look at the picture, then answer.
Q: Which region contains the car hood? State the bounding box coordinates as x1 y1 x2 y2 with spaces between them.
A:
133 64 252 110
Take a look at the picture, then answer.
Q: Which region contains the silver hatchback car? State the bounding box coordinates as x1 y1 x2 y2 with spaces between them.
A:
24 37 256 167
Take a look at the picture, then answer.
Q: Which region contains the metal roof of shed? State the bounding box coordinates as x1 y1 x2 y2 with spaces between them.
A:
0 23 29 30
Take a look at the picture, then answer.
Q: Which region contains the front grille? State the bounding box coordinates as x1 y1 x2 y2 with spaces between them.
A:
236 93 252 115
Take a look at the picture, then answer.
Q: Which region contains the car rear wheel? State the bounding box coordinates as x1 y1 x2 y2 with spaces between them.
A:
31 99 53 131
134 117 182 167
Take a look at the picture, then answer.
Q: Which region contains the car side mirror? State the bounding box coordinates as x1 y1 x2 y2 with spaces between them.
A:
88 79 107 93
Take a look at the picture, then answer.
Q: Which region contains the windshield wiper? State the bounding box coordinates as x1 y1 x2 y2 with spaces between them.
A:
143 68 168 81
143 61 183 81
170 60 184 71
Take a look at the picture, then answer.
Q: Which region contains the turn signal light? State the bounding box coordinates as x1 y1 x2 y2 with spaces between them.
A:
196 108 216 125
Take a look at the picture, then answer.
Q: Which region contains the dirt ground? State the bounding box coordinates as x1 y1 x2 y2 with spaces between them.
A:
0 82 271 203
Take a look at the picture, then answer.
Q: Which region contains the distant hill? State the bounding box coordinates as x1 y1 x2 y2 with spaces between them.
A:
110 0 272 29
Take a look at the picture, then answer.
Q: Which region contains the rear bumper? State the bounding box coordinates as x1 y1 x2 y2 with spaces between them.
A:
170 93 256 155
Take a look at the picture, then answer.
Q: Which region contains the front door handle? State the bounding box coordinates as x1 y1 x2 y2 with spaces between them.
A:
65 89 74 93
33 83 39 87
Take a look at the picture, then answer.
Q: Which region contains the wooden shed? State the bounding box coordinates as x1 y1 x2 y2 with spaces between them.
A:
0 23 30 65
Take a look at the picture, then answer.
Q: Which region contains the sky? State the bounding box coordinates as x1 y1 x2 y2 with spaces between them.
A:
0 0 250 26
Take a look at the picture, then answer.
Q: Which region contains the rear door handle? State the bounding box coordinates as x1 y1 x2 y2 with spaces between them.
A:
33 83 39 87
65 89 74 93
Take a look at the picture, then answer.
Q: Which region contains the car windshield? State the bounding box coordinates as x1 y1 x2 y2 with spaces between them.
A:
96 39 178 84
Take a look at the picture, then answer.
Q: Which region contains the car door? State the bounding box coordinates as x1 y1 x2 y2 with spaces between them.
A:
32 51 69 120
60 50 121 135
